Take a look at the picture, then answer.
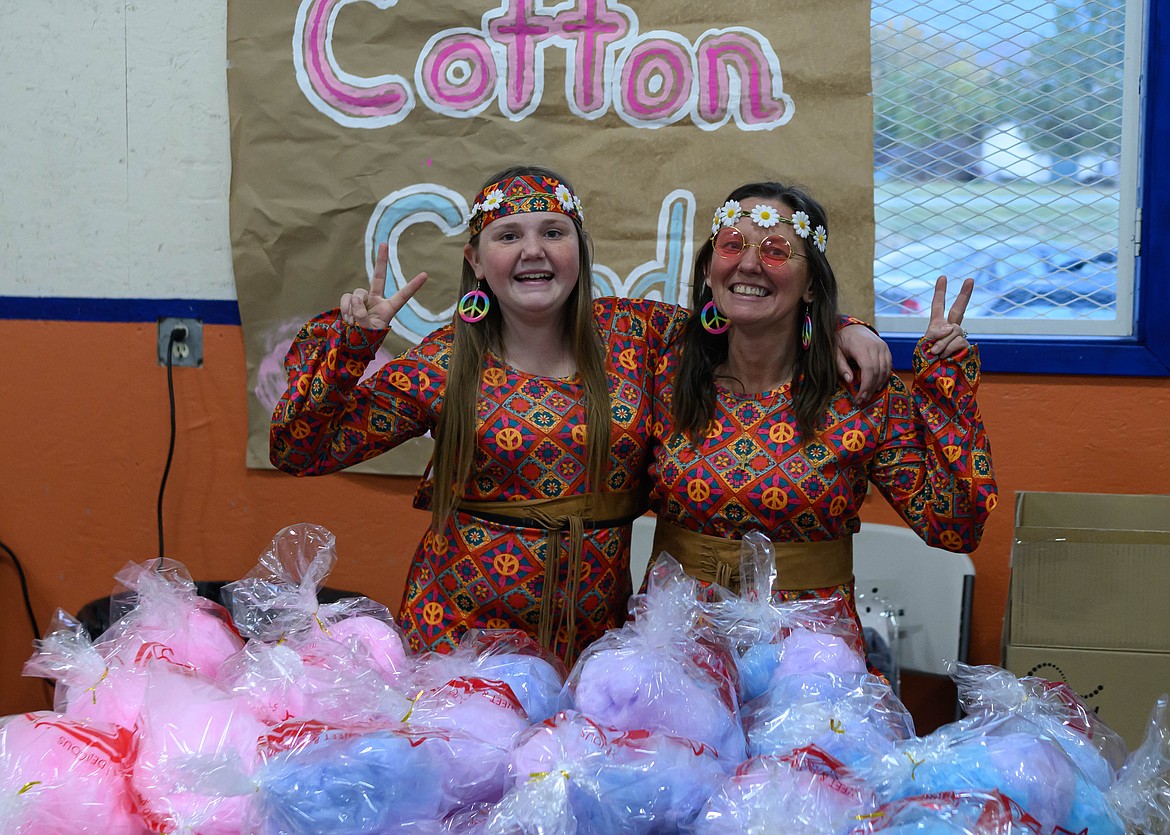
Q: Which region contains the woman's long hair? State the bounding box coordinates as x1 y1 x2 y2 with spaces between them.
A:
672 181 841 442
430 165 610 530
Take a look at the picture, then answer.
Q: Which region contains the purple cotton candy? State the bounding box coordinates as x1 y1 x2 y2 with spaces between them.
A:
570 648 745 763
407 677 532 806
694 749 877 834
773 628 867 679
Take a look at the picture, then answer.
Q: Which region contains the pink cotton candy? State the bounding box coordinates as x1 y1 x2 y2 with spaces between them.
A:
0 712 142 834
774 628 867 679
103 601 243 679
308 615 410 683
131 667 267 834
61 662 150 732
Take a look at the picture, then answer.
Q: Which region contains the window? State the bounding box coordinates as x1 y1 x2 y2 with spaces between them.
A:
871 0 1169 375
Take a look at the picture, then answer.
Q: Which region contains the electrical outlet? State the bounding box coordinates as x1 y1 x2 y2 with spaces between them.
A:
157 318 204 367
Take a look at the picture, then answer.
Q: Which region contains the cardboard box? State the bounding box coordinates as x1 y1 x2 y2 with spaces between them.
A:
1006 492 1170 652
1003 644 1170 751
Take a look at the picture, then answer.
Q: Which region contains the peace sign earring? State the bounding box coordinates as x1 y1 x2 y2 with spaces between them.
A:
458 280 490 323
700 300 729 334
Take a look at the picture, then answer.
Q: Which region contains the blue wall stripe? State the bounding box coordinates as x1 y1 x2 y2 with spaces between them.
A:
0 297 241 325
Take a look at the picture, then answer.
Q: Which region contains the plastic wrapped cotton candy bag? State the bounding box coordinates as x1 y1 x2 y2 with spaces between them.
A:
130 666 268 834
846 789 1045 834
773 628 869 679
22 609 150 732
0 712 142 834
250 727 448 833
495 710 725 835
414 630 567 724
1107 695 1170 835
216 630 407 726
859 716 1121 835
743 671 914 766
98 559 244 679
221 523 412 686
395 675 532 807
693 747 877 834
948 661 1127 789
701 533 866 704
564 554 745 764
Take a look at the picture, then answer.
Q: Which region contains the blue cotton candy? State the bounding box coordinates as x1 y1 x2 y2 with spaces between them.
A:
475 653 564 724
257 732 446 833
887 735 1068 830
736 643 782 703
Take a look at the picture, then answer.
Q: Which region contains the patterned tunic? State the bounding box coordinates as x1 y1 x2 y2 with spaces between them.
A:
271 297 687 660
649 338 998 624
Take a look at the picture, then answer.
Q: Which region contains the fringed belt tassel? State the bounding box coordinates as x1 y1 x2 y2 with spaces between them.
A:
457 489 645 664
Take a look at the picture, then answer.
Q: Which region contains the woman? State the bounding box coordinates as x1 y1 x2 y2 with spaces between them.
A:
270 166 891 663
649 181 997 633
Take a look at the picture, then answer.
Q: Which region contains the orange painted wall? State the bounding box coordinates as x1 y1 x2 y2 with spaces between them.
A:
3 319 1169 717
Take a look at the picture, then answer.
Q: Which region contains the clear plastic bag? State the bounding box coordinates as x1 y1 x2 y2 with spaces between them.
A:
129 666 268 834
846 789 1045 834
857 711 1124 835
23 609 149 732
742 669 914 767
411 629 568 724
701 532 868 704
488 710 725 835
948 661 1127 786
0 711 142 834
562 553 745 765
1107 695 1170 835
692 746 878 834
99 558 245 678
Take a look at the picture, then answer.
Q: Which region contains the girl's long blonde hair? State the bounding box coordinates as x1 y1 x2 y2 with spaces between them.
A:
429 165 610 530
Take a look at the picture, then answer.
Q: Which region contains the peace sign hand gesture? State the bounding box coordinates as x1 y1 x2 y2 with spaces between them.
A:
340 242 429 330
923 275 974 358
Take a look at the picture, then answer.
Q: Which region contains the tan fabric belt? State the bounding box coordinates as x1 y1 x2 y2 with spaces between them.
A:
650 521 853 594
456 489 646 663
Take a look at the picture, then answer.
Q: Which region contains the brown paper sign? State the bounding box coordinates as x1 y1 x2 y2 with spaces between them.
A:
229 0 875 474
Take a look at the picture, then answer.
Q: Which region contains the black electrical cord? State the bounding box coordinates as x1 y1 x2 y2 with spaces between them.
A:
0 538 40 640
156 326 185 567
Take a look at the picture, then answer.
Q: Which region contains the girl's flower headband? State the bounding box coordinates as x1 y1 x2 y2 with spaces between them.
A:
711 200 827 253
469 174 584 239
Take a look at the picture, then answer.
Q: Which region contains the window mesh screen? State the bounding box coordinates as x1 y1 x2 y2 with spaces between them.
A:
871 0 1127 332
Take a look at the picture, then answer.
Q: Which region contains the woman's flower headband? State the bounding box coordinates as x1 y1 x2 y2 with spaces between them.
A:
468 174 584 239
711 200 827 253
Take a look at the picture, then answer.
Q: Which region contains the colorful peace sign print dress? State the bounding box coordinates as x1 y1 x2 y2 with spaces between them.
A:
649 338 998 620
271 297 687 660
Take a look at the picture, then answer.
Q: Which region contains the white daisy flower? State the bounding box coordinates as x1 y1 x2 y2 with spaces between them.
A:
813 225 828 253
481 189 505 211
573 194 584 220
790 210 812 238
555 183 575 212
717 200 741 227
750 203 781 228
711 215 722 235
